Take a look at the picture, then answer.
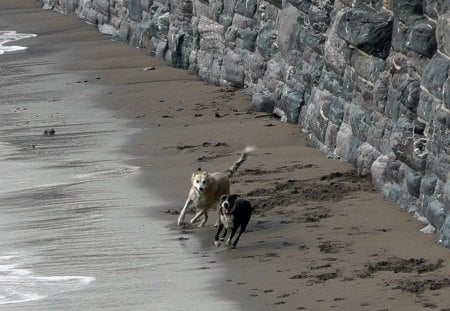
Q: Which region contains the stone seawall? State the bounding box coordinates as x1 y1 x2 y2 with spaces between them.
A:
39 0 450 246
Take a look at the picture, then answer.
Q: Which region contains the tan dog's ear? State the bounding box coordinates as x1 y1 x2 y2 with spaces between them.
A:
197 167 202 172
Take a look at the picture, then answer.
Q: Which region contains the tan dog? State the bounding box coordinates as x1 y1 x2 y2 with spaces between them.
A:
177 146 254 227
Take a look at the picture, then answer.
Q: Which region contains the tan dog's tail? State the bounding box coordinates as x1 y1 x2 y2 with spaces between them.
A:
227 146 255 178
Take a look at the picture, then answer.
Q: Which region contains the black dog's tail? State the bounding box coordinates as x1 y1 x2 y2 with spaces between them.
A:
227 146 255 178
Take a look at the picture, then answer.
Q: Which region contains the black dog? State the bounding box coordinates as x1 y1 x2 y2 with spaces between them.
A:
214 194 252 249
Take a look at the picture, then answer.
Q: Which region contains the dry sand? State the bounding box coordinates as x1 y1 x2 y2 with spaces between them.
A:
94 43 450 310
4 1 450 310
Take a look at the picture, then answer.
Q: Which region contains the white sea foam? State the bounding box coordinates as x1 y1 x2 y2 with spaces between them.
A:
0 253 94 305
0 30 36 55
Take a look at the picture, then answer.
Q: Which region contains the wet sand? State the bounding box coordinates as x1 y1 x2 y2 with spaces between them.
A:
3 1 450 310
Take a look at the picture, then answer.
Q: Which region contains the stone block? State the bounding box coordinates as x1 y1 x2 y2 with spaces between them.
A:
391 19 409 54
319 70 343 98
392 0 423 24
113 19 130 43
367 113 392 153
350 49 385 83
243 52 266 83
235 0 257 18
323 12 348 76
336 8 393 59
197 16 225 52
384 87 401 121
406 20 437 58
251 91 275 113
437 13 450 57
222 50 244 87
308 5 330 33
141 0 153 12
276 85 303 123
373 72 389 113
406 168 422 198
443 181 450 212
127 0 142 22
285 0 311 13
94 0 110 17
420 175 438 196
335 123 358 162
371 155 391 196
237 29 257 52
417 90 438 122
439 215 450 247
422 53 450 101
223 0 237 15
424 0 449 19
356 142 381 176
426 199 446 229
218 14 233 29
398 79 421 112
84 8 99 25
277 6 299 60
349 107 370 142
256 22 278 59
324 122 339 150
302 29 326 55
232 13 254 30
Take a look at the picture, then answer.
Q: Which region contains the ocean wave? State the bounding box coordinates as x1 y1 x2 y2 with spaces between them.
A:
0 30 36 55
0 253 94 305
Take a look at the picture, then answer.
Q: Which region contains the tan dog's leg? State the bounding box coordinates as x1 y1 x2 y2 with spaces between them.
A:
177 198 193 226
199 211 208 227
190 209 207 227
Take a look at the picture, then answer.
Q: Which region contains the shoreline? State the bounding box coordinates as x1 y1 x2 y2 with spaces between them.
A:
2 2 450 310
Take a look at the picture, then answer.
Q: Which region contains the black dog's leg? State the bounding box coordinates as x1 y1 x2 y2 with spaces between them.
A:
231 223 248 249
220 228 228 241
226 227 238 247
214 223 224 247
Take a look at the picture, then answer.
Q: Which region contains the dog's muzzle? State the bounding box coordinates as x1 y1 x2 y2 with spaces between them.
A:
222 201 232 214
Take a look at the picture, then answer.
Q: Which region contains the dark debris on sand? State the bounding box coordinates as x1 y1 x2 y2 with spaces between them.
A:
246 170 374 213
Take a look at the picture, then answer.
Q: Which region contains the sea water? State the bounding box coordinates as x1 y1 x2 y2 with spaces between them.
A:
0 31 36 55
0 31 236 310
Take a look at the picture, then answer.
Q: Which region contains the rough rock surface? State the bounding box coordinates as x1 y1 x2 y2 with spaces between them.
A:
39 0 450 247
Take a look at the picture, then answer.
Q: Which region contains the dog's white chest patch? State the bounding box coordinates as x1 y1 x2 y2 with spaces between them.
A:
221 214 234 229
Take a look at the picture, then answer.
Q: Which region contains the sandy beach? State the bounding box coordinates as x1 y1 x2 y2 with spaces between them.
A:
2 1 450 310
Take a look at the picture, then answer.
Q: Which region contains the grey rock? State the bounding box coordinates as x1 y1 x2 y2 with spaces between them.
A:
437 13 450 57
426 199 447 229
406 168 422 198
392 0 423 24
94 0 109 17
251 91 275 113
277 6 299 60
335 123 358 162
422 53 450 101
371 155 392 196
336 8 393 59
406 20 437 58
356 142 381 177
439 215 450 247
222 50 244 87
256 22 278 59
235 0 257 18
308 5 330 33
